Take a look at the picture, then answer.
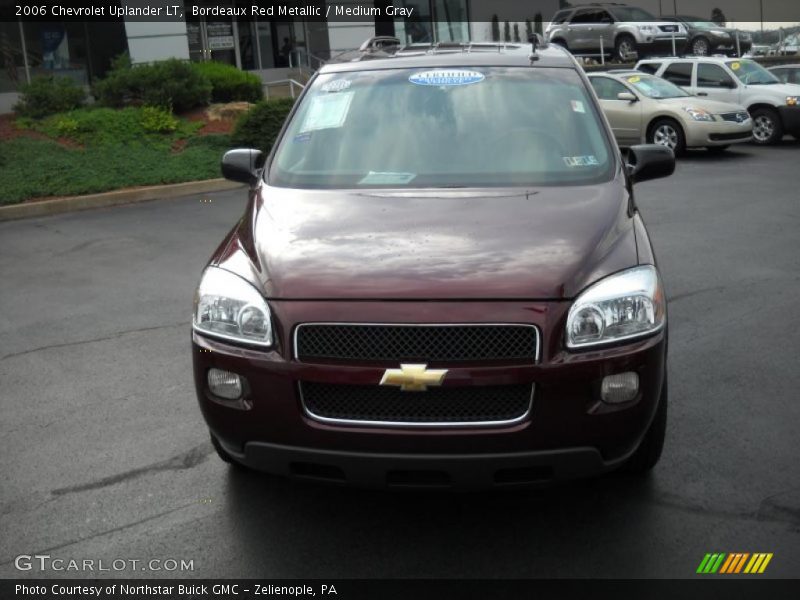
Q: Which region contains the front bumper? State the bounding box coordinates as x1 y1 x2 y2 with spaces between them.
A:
193 301 667 488
684 119 753 147
779 105 800 135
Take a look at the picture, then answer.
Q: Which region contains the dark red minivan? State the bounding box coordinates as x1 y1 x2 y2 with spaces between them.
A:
191 40 676 489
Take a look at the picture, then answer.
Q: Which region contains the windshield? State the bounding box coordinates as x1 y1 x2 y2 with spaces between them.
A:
270 67 614 189
609 7 657 21
727 60 780 85
624 74 690 98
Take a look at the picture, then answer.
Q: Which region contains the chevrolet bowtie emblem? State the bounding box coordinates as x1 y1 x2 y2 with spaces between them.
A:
380 363 448 392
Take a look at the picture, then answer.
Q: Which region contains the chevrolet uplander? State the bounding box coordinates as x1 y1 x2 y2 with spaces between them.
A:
191 39 676 489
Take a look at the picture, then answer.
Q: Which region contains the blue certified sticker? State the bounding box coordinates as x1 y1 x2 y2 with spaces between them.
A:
409 69 485 86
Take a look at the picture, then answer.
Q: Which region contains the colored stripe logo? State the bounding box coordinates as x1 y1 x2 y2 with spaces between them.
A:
697 553 773 574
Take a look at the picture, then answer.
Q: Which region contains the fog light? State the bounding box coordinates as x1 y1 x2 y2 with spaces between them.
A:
601 372 639 404
207 368 243 400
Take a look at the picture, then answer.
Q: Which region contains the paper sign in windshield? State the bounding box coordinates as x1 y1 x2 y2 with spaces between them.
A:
564 156 600 168
321 79 351 92
359 171 416 185
300 92 354 132
409 70 485 86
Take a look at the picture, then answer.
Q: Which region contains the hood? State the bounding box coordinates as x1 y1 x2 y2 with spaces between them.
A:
217 180 639 301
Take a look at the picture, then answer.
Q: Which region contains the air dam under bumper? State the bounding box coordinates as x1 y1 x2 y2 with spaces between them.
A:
218 440 627 489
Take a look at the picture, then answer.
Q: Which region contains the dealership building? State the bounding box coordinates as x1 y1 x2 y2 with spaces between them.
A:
0 0 557 112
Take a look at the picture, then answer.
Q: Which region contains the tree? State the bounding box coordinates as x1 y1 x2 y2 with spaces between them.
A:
711 8 727 26
513 23 521 43
525 19 533 41
504 21 511 43
534 12 544 35
491 14 500 42
559 0 572 8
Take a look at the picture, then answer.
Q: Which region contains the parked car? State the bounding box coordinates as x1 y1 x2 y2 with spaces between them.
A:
772 33 800 56
636 56 800 144
661 16 752 57
545 3 687 62
588 71 752 153
192 40 675 488
768 64 800 85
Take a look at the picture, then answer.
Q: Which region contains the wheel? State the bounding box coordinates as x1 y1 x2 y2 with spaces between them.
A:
648 118 686 155
691 36 711 56
623 377 667 474
751 107 783 145
706 145 730 154
615 34 637 62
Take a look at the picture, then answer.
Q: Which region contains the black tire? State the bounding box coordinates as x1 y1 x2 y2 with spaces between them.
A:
623 377 668 474
691 36 711 56
648 118 686 156
706 145 730 154
615 34 637 62
751 107 784 145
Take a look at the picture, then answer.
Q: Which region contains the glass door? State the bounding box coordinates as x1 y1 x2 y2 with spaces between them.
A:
186 13 238 67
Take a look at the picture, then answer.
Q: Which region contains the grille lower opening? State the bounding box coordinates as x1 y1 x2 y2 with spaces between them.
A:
301 382 533 426
289 462 346 482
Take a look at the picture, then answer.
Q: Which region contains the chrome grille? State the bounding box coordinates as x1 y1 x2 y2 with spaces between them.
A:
300 382 533 426
294 323 539 364
720 111 750 123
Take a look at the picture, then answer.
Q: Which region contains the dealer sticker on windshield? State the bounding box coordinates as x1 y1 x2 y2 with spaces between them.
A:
409 70 485 86
564 155 600 168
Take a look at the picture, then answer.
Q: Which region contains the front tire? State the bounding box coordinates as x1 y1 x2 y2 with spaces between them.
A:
751 108 783 145
648 118 686 155
623 378 667 474
615 34 637 62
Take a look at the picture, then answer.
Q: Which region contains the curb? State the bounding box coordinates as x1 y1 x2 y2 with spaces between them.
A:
0 179 245 222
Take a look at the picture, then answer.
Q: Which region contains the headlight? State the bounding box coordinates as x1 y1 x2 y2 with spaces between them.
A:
638 25 657 34
787 96 799 107
193 267 273 347
682 106 715 121
711 30 729 37
566 265 666 349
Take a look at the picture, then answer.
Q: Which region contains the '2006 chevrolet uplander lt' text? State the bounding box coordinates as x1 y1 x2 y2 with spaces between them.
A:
191 38 676 489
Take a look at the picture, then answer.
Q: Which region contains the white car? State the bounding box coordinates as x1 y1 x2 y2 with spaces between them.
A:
635 57 800 144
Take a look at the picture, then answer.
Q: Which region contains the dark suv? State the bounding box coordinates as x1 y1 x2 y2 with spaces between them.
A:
192 39 675 489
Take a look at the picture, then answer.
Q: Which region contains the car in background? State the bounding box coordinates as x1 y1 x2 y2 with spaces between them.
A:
662 16 751 57
772 33 800 56
588 71 752 154
192 40 676 488
546 3 687 62
635 56 800 144
768 64 800 84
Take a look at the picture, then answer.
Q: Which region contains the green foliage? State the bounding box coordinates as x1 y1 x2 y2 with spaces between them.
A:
19 107 200 146
231 98 295 152
93 58 211 112
193 62 263 103
14 76 85 118
140 106 179 133
0 134 232 205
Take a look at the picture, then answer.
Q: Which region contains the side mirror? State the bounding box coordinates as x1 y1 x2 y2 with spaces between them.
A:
617 92 638 102
221 148 265 186
627 144 675 184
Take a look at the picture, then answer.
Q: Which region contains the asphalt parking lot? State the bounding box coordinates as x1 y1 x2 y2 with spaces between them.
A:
1 140 799 579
